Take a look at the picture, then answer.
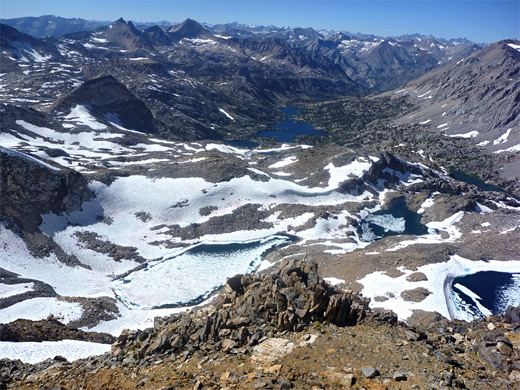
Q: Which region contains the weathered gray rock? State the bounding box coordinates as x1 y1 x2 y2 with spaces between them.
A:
361 366 378 378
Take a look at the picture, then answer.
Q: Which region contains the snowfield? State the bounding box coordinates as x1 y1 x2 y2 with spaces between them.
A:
0 340 111 364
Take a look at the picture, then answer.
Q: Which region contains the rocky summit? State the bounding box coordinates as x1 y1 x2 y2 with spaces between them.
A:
0 12 520 390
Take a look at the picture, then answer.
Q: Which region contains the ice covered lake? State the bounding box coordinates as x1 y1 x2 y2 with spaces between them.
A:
112 235 292 309
452 271 520 321
358 197 429 242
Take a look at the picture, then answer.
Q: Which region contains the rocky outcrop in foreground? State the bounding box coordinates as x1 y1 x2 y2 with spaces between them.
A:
112 259 371 360
2 260 520 389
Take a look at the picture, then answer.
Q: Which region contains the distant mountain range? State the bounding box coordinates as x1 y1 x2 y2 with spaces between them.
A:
0 16 517 169
0 15 485 93
2 14 481 45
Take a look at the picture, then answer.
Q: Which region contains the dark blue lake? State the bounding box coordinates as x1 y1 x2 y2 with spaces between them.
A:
226 139 259 148
452 271 520 320
359 197 429 242
255 107 327 143
451 171 505 193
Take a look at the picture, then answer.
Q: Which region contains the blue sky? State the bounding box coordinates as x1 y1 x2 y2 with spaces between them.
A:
1 1 519 42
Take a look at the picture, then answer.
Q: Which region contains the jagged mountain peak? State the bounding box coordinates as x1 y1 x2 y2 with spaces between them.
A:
88 17 154 51
106 17 139 33
330 32 352 42
168 18 212 40
144 24 173 46
145 25 164 33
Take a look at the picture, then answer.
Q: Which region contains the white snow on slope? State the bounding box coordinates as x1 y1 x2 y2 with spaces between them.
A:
507 43 520 52
63 105 107 130
13 120 130 166
0 340 111 364
218 108 235 121
417 196 435 214
0 283 34 299
269 156 298 168
0 298 83 325
493 128 512 145
0 224 115 298
324 277 345 286
325 157 375 188
494 143 520 154
206 143 248 156
0 146 60 171
449 131 479 138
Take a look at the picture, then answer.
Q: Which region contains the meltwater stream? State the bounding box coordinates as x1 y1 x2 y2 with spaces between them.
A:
112 235 291 310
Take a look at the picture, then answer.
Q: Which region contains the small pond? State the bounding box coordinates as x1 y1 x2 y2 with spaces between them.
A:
451 171 504 193
226 139 259 148
112 235 292 310
451 271 520 321
359 197 429 242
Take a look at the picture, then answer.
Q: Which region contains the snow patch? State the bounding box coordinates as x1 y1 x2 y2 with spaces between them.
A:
507 43 520 52
493 128 512 145
324 277 345 286
218 108 235 121
0 298 83 325
449 131 479 139
269 156 298 169
63 105 107 130
0 282 34 299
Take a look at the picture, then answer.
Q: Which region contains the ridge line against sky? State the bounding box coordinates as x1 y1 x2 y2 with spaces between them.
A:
1 0 519 43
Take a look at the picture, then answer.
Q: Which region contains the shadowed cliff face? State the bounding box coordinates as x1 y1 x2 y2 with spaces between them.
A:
52 75 157 134
0 148 92 233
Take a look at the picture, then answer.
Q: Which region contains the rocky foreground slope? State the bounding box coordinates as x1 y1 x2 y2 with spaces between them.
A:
2 259 520 389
